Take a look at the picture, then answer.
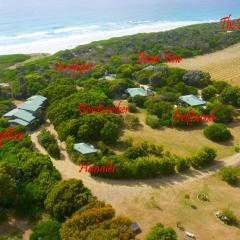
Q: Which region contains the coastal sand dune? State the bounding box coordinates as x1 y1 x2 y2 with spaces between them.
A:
168 43 240 86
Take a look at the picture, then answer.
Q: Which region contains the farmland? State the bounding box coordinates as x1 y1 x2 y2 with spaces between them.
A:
168 43 240 86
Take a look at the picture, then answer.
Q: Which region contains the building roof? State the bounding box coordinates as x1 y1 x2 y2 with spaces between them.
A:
18 101 42 112
179 95 206 107
143 65 157 71
74 143 97 155
4 108 36 122
9 118 29 127
126 88 148 97
130 222 141 233
26 95 47 105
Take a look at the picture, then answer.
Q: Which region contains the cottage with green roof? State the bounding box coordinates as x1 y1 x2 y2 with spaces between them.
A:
74 143 98 155
178 95 206 107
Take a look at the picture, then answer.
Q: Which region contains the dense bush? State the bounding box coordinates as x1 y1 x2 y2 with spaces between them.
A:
124 142 163 159
190 147 216 169
202 85 218 100
146 115 160 128
124 114 140 129
45 179 93 221
176 158 190 172
204 123 232 142
182 71 211 88
129 95 146 108
0 118 10 128
60 205 115 239
30 219 61 240
218 166 240 185
144 223 177 240
218 209 239 226
128 103 138 113
38 129 60 159
207 102 235 124
220 86 240 107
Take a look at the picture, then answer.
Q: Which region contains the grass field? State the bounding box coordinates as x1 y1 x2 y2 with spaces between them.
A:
167 43 240 86
122 110 239 159
119 175 240 240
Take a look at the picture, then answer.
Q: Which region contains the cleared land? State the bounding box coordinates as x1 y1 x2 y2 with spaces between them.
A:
122 110 239 159
30 120 240 240
167 43 240 86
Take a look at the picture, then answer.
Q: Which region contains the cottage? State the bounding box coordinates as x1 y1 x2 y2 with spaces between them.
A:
4 108 36 128
126 88 148 97
178 94 206 107
3 95 47 129
74 143 98 155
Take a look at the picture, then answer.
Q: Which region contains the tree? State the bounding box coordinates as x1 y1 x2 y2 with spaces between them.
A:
190 147 216 169
202 85 217 100
0 117 9 128
144 223 177 240
0 163 17 208
220 86 240 107
101 121 120 144
60 206 115 239
204 123 232 142
45 179 93 221
218 166 240 185
47 144 60 159
182 71 211 88
207 102 235 124
30 219 61 240
117 64 134 78
149 67 168 89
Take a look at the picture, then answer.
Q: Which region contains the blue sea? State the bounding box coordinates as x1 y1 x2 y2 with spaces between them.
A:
0 0 240 55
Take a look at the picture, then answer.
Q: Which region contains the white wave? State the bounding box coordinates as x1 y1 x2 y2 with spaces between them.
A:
0 20 216 55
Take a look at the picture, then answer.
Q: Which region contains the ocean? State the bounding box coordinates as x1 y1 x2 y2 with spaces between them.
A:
0 0 240 55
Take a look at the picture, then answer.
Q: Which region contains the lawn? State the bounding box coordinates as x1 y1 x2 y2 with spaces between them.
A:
167 43 240 86
121 110 240 159
121 175 240 240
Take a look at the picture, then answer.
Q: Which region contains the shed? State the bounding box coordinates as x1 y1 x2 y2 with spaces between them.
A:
74 143 97 155
130 222 142 234
179 94 206 107
126 88 148 97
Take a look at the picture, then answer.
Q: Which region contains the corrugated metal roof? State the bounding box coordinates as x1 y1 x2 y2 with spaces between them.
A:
27 95 47 104
126 88 148 97
179 95 206 107
4 108 35 122
9 118 29 126
74 143 97 154
18 101 42 112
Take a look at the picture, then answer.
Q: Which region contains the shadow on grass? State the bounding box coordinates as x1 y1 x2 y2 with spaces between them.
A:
89 160 228 189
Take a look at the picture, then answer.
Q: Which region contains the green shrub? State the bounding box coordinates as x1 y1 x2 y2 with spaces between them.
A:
218 209 239 226
146 115 160 128
30 219 61 240
124 114 140 129
128 103 138 113
218 166 240 185
176 158 190 172
190 147 216 169
145 223 177 240
47 144 61 159
204 123 232 142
